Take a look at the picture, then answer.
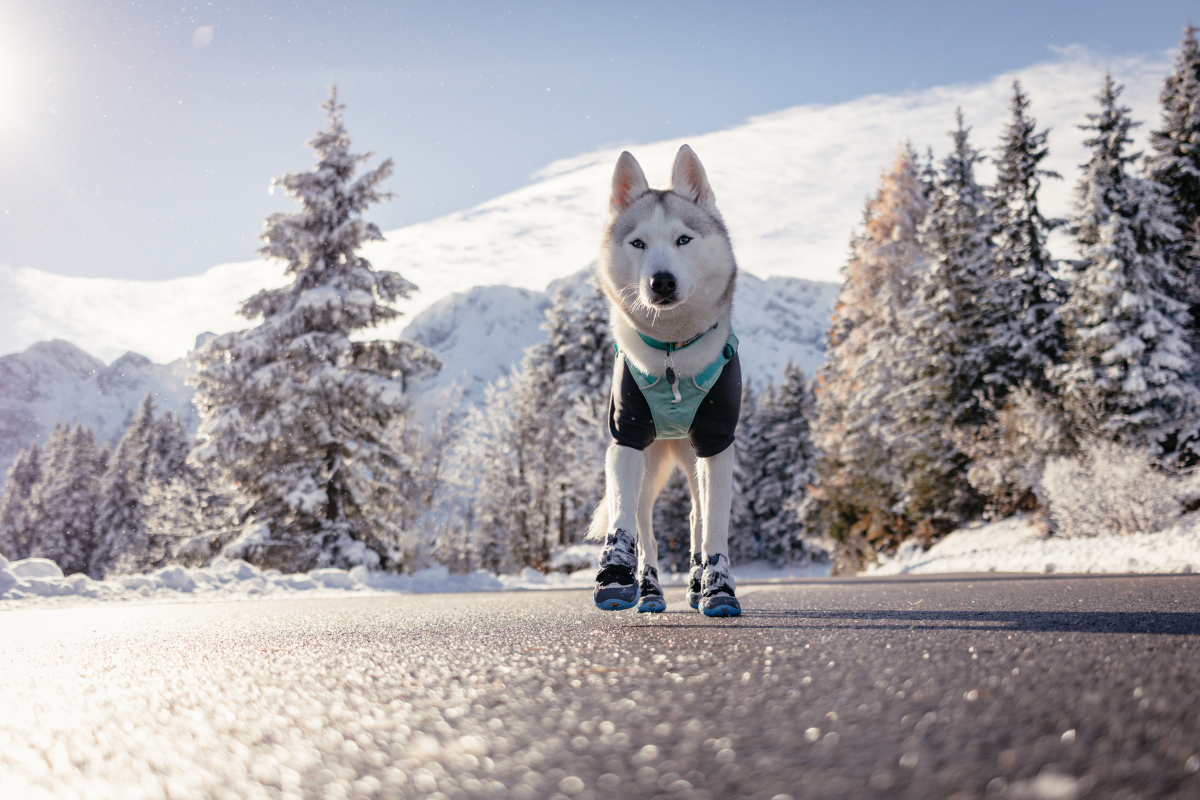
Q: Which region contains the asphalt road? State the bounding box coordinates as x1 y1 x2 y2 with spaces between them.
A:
2 574 1199 800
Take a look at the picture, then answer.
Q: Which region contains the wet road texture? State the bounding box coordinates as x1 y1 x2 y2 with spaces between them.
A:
1 574 1199 800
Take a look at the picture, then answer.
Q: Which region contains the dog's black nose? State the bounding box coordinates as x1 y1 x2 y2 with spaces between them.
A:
650 272 677 298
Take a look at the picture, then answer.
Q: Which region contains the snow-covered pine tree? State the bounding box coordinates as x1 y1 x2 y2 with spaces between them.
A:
1147 24 1200 327
20 423 70 561
92 395 157 576
908 110 998 428
731 381 761 563
28 424 106 575
116 409 209 574
814 146 930 548
987 82 1066 395
1056 75 1200 460
0 443 42 561
465 279 615 571
192 85 440 572
461 374 539 572
740 364 819 565
652 468 693 573
892 110 995 526
541 279 615 547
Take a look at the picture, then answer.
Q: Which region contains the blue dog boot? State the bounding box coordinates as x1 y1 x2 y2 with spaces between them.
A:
687 552 703 609
593 529 640 610
636 565 666 613
701 553 741 617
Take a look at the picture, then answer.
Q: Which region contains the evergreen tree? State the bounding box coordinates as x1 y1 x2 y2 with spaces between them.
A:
28 424 106 574
892 111 994 526
988 82 1066 395
129 411 229 572
814 146 930 547
22 424 71 560
1056 76 1200 459
731 381 761 563
739 364 819 565
192 86 440 572
652 468 693 573
0 443 42 561
907 110 997 429
462 375 537 572
1147 23 1200 327
539 279 615 547
93 396 158 576
465 280 615 571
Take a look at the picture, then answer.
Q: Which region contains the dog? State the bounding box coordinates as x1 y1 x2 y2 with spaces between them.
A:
588 144 742 617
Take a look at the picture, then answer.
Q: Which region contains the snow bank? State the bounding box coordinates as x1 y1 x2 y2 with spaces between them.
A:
0 557 506 607
868 514 1200 576
0 548 833 609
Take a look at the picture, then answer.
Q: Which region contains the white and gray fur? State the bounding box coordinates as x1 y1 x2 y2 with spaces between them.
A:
588 144 739 571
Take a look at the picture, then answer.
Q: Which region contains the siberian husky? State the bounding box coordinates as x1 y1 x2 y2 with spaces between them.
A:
589 144 742 617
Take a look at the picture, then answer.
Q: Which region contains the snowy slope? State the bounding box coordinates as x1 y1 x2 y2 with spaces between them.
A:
868 515 1200 576
0 48 1166 364
0 340 197 480
403 284 554 405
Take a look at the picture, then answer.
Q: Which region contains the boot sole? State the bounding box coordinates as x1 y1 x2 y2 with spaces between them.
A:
636 595 666 613
594 586 640 611
702 601 742 617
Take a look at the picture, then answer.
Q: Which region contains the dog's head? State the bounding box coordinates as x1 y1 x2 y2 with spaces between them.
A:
598 145 736 332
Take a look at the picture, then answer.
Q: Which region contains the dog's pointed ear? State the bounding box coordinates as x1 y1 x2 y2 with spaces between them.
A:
670 144 715 209
610 151 649 215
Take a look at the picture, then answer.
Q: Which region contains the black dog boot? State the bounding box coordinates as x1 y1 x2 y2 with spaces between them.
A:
687 552 704 609
701 553 741 617
593 529 640 610
636 564 666 613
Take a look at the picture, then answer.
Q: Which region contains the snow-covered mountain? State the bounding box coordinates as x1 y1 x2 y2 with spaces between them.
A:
0 271 838 487
0 341 198 480
403 269 840 404
0 48 1166 365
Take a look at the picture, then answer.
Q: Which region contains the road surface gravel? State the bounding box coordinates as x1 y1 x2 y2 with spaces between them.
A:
1 573 1198 800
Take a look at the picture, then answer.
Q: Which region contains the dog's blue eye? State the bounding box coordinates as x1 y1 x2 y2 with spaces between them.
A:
631 239 645 249
677 235 692 246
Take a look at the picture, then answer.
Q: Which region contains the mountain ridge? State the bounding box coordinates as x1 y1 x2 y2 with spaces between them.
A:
0 273 839 486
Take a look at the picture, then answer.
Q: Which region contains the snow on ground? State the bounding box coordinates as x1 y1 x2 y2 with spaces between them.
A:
868 514 1200 576
0 548 829 611
7 512 1198 611
0 48 1167 364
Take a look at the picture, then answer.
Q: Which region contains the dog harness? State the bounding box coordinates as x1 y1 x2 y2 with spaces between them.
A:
609 325 741 458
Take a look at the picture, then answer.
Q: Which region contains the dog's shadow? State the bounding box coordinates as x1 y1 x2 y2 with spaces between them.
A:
619 608 1200 636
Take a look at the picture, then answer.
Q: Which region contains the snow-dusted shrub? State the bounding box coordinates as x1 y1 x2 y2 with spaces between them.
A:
956 387 1074 517
1041 440 1196 537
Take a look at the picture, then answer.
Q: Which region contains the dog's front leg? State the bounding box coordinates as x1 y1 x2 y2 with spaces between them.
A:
696 445 734 558
694 445 741 616
592 444 646 611
605 444 644 538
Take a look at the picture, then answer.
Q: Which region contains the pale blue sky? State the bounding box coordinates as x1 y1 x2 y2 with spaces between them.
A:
1 1 1197 280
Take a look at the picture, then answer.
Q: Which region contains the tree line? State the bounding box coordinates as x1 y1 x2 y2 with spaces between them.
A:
813 26 1200 568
